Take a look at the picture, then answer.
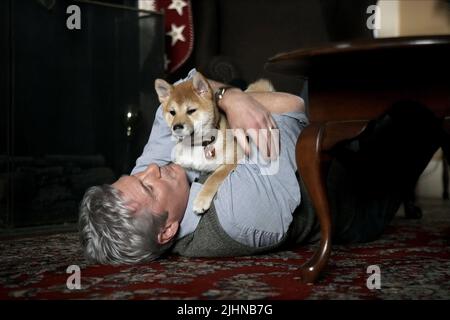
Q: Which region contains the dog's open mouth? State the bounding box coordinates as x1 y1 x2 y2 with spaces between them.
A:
174 135 185 142
172 131 193 143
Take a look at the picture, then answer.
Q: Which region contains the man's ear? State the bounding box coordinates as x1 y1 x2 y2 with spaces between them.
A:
125 200 140 213
192 72 211 98
157 220 179 245
155 79 172 104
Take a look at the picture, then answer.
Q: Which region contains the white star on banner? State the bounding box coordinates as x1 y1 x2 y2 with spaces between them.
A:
166 23 186 46
168 0 188 16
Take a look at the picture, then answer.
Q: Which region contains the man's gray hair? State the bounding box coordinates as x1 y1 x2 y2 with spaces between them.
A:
79 184 172 264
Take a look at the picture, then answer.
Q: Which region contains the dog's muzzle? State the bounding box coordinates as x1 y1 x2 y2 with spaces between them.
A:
172 123 193 141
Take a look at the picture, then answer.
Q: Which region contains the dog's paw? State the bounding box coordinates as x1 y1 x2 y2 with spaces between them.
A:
193 196 212 215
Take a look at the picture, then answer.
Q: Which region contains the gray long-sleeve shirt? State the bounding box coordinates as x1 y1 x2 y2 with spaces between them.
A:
131 69 308 247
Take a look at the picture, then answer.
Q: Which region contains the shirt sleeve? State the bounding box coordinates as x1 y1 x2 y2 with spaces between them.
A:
131 106 174 175
130 69 198 175
213 111 309 247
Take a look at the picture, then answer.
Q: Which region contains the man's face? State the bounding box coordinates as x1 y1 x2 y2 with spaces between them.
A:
112 163 190 225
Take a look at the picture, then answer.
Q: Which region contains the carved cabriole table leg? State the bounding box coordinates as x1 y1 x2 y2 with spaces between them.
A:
295 123 332 284
296 121 368 283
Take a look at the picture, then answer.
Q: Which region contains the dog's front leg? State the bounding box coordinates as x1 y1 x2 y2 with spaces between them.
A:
193 164 237 214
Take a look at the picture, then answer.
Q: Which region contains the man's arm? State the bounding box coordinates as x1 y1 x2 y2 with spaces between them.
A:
131 106 174 175
208 79 305 114
208 78 305 158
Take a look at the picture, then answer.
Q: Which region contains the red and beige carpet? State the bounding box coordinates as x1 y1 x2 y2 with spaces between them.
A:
1 199 449 300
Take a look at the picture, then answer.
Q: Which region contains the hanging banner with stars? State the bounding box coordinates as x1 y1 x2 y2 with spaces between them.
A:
139 0 194 74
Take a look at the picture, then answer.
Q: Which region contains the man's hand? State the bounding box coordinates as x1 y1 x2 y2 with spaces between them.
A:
217 88 279 160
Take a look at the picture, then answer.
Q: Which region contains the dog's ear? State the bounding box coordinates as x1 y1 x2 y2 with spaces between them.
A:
193 72 211 98
155 79 172 103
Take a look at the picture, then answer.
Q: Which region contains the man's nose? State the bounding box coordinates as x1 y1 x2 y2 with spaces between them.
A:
142 164 160 181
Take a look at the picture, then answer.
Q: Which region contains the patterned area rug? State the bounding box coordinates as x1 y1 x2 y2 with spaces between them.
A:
1 199 449 300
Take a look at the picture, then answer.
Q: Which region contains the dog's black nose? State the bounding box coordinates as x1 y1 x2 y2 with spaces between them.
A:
173 124 184 131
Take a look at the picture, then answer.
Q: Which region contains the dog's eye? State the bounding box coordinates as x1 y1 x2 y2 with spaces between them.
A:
169 110 176 116
187 109 196 115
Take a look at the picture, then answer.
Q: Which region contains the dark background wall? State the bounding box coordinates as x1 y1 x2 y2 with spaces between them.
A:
172 0 376 93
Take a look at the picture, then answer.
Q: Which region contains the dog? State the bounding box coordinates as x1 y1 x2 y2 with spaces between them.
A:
155 72 273 214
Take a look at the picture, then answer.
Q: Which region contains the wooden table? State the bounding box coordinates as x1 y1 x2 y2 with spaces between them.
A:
266 35 450 283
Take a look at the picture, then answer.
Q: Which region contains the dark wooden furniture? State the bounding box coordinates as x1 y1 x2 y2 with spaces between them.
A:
266 35 450 283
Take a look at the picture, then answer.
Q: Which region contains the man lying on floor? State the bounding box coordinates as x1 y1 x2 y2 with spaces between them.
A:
79 69 444 264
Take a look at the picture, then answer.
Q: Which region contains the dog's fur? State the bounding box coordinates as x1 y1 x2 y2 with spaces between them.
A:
155 72 273 214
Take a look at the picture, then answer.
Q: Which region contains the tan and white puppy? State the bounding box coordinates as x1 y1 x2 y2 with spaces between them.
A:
155 72 273 214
